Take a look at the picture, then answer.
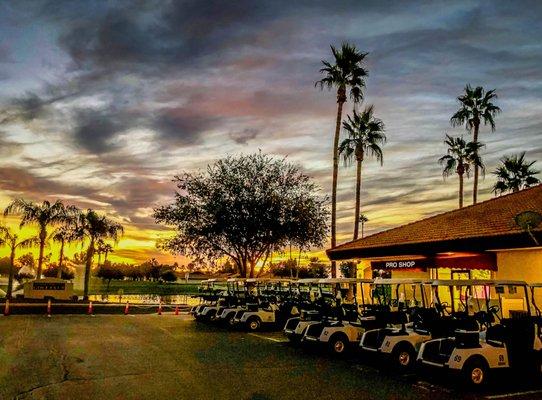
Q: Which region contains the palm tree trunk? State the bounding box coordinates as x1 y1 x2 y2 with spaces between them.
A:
7 248 15 299
104 250 109 263
331 89 346 278
353 159 362 240
57 240 65 279
37 229 46 278
458 172 464 208
472 123 480 204
83 238 95 300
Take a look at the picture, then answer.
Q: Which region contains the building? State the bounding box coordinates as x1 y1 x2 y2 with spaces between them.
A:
327 185 542 283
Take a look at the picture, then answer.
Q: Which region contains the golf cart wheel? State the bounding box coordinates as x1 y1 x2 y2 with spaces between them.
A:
329 334 349 355
393 343 415 370
462 358 489 386
226 313 235 327
247 317 261 331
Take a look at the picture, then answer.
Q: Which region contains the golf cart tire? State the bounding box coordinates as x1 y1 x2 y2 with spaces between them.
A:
392 342 416 371
246 316 262 332
329 333 349 356
462 357 489 387
226 313 236 327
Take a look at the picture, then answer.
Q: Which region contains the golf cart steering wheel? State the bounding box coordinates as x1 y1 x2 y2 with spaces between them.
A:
489 305 501 321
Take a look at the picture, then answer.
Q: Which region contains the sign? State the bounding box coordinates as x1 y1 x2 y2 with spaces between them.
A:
371 259 429 270
371 253 497 271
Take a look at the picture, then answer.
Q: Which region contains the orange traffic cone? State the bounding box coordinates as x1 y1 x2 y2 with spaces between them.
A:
157 302 162 315
47 299 52 317
3 299 10 316
124 302 130 315
174 305 179 315
88 301 93 315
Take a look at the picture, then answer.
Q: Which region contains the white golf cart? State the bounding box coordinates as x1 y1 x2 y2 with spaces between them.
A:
417 280 542 386
195 278 229 322
232 278 296 331
360 279 481 370
283 279 322 343
214 278 248 326
301 278 383 355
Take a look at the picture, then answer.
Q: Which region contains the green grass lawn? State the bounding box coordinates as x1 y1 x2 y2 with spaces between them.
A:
83 278 202 296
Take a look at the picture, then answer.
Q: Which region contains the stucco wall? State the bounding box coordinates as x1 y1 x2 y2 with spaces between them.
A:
495 248 542 282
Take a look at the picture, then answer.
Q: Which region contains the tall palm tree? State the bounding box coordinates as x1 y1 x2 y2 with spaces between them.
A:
50 225 77 279
439 135 485 208
73 209 124 300
339 106 385 240
359 214 369 238
493 152 540 195
3 199 76 278
450 85 500 204
0 226 39 298
316 42 368 276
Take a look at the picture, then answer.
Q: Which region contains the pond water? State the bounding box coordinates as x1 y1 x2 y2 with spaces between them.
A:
88 294 200 306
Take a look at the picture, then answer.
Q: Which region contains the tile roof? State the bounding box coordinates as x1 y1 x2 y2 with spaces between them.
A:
328 185 542 256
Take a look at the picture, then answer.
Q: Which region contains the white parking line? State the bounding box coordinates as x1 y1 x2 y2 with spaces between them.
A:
248 333 289 343
485 389 542 399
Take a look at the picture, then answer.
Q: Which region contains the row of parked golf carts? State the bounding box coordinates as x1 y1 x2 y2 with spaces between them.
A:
191 277 542 386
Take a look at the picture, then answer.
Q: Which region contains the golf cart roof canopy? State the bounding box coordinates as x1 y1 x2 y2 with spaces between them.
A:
372 278 432 285
295 278 321 284
226 278 246 282
317 278 373 284
529 283 542 288
430 279 528 287
245 278 293 283
207 278 228 282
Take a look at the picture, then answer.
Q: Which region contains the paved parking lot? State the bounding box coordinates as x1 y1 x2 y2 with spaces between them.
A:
0 315 541 399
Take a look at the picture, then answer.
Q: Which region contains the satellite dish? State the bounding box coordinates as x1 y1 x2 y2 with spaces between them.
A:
515 211 542 246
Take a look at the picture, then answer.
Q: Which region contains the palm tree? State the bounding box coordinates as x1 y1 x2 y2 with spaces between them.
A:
73 209 124 300
0 226 39 298
102 243 114 263
450 85 500 204
316 42 368 276
50 225 77 279
439 135 485 208
3 199 76 278
493 152 540 195
359 214 369 238
339 106 385 240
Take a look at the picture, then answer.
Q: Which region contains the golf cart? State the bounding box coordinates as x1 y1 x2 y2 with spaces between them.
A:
360 279 480 370
232 278 297 331
214 278 249 326
301 278 384 355
283 279 323 343
191 279 226 321
194 278 229 322
417 280 542 386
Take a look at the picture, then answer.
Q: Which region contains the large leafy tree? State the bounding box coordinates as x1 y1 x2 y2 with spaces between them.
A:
3 199 76 278
73 209 124 299
316 42 368 276
439 135 485 208
0 226 39 298
450 85 500 204
154 153 329 278
493 152 540 195
339 105 385 239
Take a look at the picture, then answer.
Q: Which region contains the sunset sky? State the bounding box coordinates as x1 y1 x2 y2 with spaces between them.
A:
0 1 541 266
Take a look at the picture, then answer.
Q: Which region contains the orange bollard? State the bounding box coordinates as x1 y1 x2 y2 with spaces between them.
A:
124 301 130 315
174 305 179 315
87 301 93 315
3 299 10 316
47 299 52 317
157 302 162 315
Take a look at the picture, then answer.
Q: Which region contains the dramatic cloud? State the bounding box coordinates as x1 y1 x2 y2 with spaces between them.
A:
0 0 541 262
